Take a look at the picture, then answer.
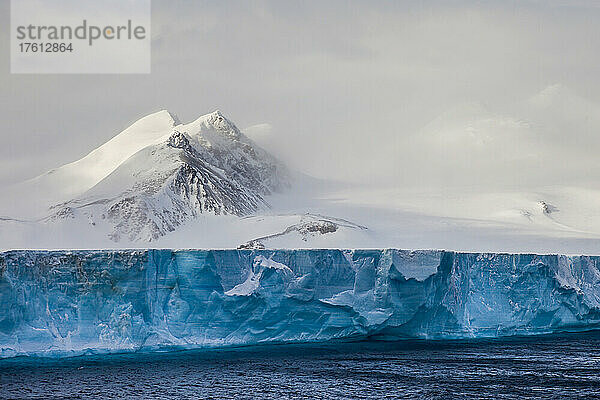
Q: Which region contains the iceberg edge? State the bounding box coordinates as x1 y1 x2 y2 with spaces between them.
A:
2 249 600 359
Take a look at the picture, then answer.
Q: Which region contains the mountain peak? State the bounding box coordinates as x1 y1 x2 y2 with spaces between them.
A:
143 109 180 127
163 109 181 125
182 109 242 141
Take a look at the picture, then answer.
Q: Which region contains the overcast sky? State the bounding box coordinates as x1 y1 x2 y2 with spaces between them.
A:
1 0 599 191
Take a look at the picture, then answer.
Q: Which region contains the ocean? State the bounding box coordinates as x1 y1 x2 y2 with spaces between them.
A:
2 332 600 399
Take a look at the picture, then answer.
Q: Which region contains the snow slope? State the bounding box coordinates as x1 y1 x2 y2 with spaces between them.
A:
20 110 180 208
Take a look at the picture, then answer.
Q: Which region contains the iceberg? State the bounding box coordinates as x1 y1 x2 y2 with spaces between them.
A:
1 249 600 358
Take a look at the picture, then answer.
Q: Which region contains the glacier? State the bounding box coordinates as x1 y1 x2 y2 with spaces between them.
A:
1 249 600 358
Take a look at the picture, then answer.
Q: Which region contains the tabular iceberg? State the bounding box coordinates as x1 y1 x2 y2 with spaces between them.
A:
1 249 600 358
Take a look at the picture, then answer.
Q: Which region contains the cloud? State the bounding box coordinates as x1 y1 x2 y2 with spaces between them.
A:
244 123 273 141
0 0 599 194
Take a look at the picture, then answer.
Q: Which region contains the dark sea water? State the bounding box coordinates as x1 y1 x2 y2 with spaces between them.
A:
2 332 600 399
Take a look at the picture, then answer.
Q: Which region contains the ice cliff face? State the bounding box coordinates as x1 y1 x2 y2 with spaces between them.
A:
1 249 600 358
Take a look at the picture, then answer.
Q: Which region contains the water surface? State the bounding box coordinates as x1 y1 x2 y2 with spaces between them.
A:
2 333 600 399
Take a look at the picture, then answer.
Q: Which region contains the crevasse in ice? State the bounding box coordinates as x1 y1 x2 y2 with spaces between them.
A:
1 249 600 358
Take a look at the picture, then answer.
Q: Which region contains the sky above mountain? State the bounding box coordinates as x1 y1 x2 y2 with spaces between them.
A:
1 0 599 192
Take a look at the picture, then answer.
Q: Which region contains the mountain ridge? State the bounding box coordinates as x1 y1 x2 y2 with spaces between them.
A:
40 110 290 242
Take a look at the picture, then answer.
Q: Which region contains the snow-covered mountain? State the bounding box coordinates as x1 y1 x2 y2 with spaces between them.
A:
29 110 290 242
3 104 600 253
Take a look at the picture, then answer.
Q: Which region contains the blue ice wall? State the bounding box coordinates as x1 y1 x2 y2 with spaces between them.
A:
1 249 600 358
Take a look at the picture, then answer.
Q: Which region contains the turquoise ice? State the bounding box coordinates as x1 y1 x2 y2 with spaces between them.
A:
1 249 600 358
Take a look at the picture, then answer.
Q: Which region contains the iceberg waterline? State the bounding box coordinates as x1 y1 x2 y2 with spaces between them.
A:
1 249 600 358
